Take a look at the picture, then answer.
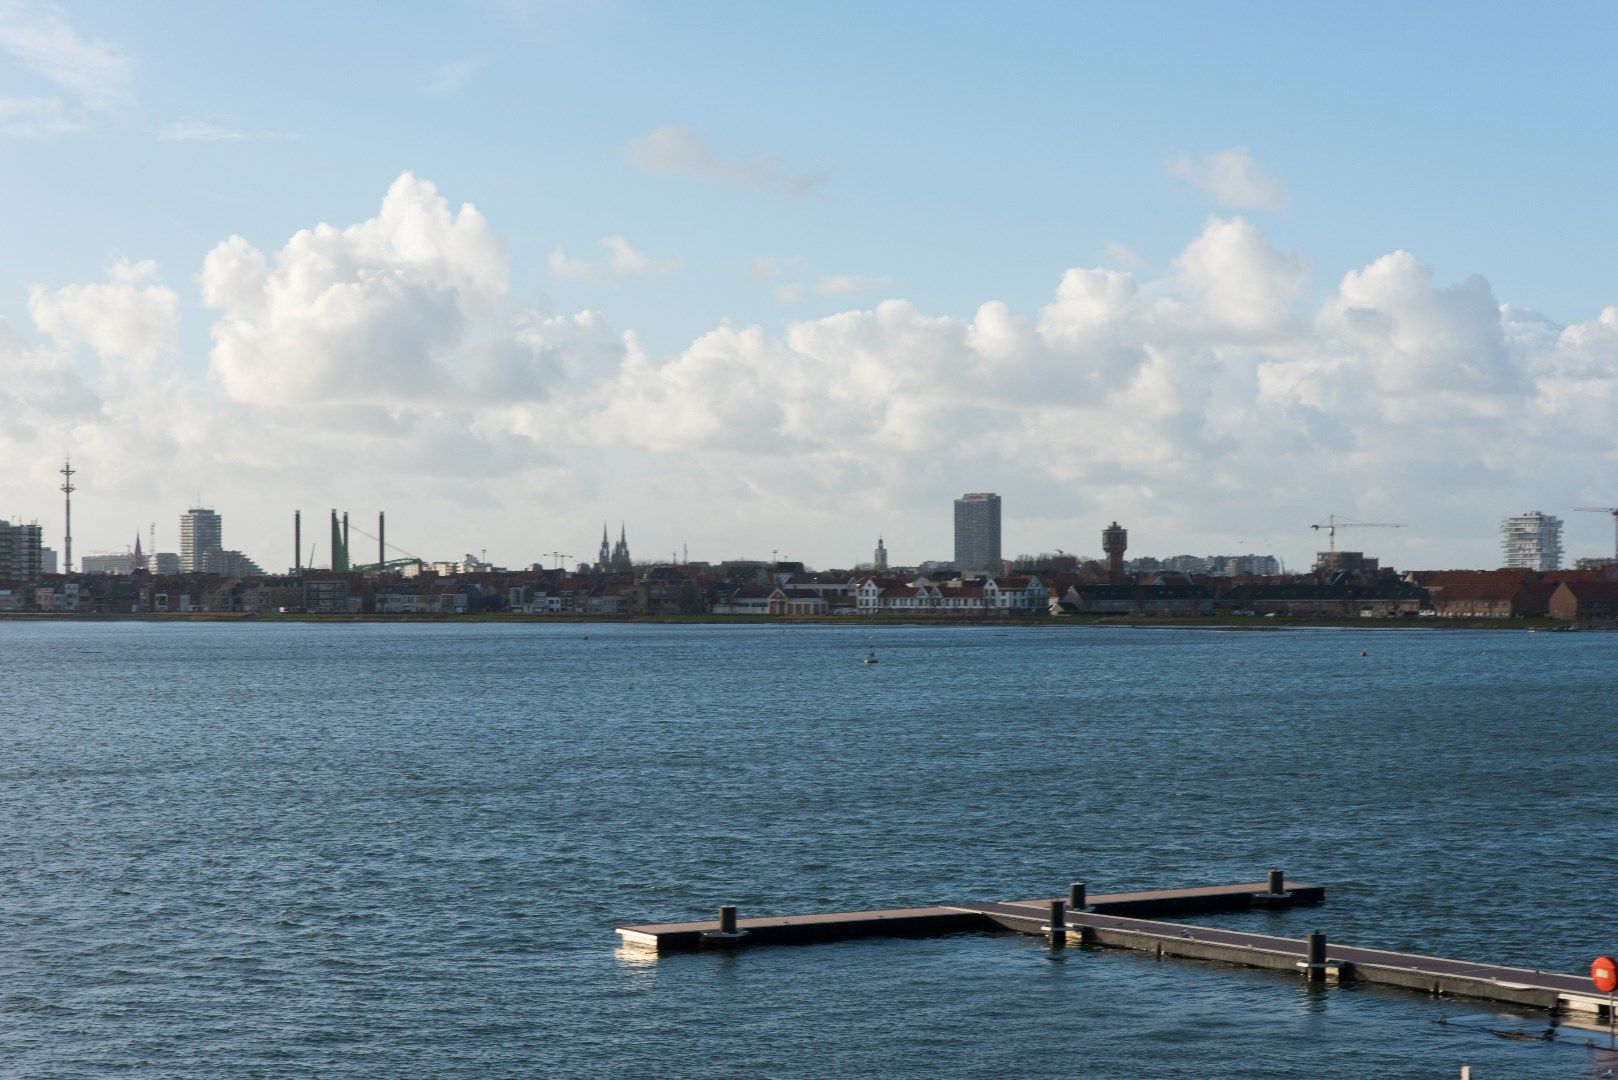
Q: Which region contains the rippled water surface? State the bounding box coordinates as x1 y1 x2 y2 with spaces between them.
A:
2 621 1615 1077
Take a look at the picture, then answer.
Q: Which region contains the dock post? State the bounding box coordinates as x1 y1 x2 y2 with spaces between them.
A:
1045 900 1067 949
1069 881 1087 910
1255 867 1292 907
1305 931 1327 982
700 905 748 946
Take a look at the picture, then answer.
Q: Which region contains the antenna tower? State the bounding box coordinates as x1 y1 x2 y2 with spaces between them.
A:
59 457 76 573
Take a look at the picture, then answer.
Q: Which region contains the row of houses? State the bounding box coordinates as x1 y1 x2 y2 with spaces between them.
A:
3 563 1617 621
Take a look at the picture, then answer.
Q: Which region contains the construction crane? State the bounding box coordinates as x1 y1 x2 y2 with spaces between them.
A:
1576 507 1618 561
1310 514 1407 553
545 552 572 570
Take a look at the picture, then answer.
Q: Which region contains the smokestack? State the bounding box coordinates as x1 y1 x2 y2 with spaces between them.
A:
379 511 385 566
342 512 350 563
295 510 302 573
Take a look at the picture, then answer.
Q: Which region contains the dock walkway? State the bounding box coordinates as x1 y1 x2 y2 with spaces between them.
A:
617 876 1615 1019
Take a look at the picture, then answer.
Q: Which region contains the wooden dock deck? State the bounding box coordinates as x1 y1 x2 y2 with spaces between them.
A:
616 876 1615 1019
615 879 1319 954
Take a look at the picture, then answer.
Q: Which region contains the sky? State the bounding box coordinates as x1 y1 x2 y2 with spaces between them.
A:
2 0 1616 572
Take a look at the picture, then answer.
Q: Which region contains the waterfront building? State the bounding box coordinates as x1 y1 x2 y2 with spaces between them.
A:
0 519 44 581
1501 511 1563 571
953 493 1001 572
180 508 223 573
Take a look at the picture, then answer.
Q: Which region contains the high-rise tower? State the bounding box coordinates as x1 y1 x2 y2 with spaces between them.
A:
180 508 223 573
874 536 889 571
1500 511 1562 571
953 493 1001 572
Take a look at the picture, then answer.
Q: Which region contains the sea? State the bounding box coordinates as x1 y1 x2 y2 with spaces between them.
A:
2 620 1614 1078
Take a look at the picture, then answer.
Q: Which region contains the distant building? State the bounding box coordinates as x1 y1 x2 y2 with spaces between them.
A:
598 522 633 572
953 493 1001 572
1102 522 1128 583
149 552 181 574
1316 550 1379 577
1501 511 1563 572
205 550 264 576
40 546 57 574
180 508 223 573
81 554 136 575
873 536 889 571
0 519 44 581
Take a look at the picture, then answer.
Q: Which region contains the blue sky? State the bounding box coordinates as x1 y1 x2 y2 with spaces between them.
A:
3 1 1617 569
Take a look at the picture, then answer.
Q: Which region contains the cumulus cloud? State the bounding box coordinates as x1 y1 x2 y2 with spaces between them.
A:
548 235 683 282
0 1 133 135
7 173 1618 571
199 172 614 407
625 125 831 196
1166 147 1288 212
28 258 177 366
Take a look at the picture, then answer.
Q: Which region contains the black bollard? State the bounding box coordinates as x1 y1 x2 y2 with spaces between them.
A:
1306 930 1326 981
719 905 737 935
1046 899 1066 948
1069 881 1087 909
1268 868 1285 895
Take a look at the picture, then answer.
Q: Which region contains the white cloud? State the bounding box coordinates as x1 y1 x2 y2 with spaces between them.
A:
0 1 133 135
625 125 831 196
200 171 616 407
7 175 1618 571
156 118 299 143
1166 147 1288 212
548 235 683 282
815 273 891 297
28 257 177 367
158 119 247 142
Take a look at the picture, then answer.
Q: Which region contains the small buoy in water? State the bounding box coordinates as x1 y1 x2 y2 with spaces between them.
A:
582 634 590 640
1359 650 1368 657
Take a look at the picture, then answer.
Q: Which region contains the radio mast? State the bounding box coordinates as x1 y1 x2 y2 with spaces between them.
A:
59 457 76 573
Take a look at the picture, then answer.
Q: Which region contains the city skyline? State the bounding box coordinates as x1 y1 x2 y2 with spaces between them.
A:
3 4 1618 569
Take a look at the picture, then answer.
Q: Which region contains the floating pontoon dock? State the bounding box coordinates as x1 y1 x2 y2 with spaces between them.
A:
616 874 1617 1020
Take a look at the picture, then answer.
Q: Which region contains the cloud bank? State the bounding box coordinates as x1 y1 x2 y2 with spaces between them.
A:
3 173 1616 569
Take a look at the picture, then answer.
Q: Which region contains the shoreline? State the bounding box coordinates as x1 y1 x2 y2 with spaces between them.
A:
0 612 1586 630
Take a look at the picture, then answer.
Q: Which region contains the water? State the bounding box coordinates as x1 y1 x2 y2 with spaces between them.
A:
1 621 1614 1077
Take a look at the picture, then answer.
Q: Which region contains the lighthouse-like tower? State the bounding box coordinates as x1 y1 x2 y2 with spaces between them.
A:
1102 521 1128 584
